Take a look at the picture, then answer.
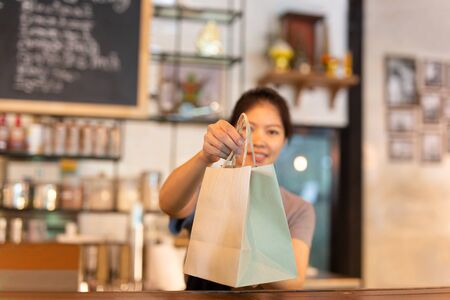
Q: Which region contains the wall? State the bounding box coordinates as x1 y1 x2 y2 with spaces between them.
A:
8 0 350 182
124 0 349 179
364 0 450 288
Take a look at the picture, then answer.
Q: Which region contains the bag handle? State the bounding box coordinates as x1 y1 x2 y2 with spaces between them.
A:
223 113 256 168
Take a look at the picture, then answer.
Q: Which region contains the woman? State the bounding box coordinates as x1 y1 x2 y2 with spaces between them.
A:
159 87 315 290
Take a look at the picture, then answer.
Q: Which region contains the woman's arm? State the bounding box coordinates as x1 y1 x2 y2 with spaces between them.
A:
159 120 244 219
260 239 310 290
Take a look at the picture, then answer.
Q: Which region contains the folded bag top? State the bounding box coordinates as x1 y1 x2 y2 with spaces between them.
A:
184 113 297 288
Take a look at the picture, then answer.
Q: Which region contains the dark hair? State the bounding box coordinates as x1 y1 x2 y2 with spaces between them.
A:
229 87 293 139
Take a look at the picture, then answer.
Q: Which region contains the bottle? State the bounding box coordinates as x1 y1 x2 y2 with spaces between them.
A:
94 122 108 157
27 117 44 155
65 119 80 156
42 118 54 155
108 122 121 158
53 120 66 155
8 114 26 152
0 113 8 151
80 121 94 156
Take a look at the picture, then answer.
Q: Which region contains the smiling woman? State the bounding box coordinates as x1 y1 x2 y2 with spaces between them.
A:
159 87 316 291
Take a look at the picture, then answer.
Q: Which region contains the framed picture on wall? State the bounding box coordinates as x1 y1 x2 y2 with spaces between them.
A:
387 109 418 133
385 56 418 106
446 125 450 152
388 136 415 161
445 64 450 89
420 92 442 124
421 132 443 162
423 60 443 88
443 95 450 119
158 63 225 116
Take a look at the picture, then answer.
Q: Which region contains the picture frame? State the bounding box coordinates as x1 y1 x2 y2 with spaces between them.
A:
385 56 418 106
420 92 441 124
158 63 225 116
446 63 450 89
446 125 450 152
442 94 450 119
387 109 418 133
421 132 443 162
388 136 415 161
423 60 443 88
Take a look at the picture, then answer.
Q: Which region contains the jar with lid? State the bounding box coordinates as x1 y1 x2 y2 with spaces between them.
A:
82 174 114 211
60 175 83 210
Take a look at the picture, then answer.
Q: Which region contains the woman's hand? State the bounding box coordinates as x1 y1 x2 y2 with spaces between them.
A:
200 120 245 165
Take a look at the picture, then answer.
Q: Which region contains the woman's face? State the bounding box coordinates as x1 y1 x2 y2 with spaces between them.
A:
237 101 286 166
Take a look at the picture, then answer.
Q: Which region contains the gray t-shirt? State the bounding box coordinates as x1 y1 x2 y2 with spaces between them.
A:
169 186 316 247
279 187 315 247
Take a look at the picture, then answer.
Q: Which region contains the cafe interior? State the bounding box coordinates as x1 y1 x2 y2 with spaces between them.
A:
0 0 449 298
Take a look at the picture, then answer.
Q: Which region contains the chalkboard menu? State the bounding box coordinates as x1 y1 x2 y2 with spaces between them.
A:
0 0 150 118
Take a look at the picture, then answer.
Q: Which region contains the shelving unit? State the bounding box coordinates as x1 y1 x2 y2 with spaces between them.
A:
151 1 245 169
258 71 360 108
0 151 120 162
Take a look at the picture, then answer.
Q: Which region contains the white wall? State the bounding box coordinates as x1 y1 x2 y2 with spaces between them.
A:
364 0 450 288
15 0 348 182
122 0 349 180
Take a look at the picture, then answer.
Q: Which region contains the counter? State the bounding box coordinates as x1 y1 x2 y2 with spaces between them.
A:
1 287 450 300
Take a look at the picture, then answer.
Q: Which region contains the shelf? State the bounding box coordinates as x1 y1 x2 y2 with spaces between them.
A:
258 71 360 108
0 207 164 215
153 5 242 24
147 115 219 124
152 51 242 66
0 151 120 162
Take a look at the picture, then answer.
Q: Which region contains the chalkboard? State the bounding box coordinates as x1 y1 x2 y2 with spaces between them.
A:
0 0 150 118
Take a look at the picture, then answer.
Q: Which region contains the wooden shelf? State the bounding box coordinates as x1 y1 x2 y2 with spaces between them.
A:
0 151 120 162
152 51 242 67
258 71 360 108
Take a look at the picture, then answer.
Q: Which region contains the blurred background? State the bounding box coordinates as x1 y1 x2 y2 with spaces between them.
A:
0 0 449 292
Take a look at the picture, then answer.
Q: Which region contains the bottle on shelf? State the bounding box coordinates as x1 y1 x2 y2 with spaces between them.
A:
94 122 108 157
53 119 66 156
8 114 27 152
108 122 121 158
27 117 44 155
42 117 54 156
0 113 8 151
66 119 80 156
80 121 94 156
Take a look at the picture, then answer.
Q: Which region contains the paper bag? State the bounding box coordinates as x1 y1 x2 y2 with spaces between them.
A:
184 113 297 287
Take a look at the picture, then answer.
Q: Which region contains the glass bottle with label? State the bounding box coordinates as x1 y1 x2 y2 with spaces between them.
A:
27 117 43 155
0 113 8 151
108 122 121 158
80 121 94 156
94 122 108 157
66 119 80 156
53 120 66 156
8 114 27 152
42 118 54 155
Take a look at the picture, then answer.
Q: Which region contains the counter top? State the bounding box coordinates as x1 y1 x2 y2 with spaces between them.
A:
1 287 450 300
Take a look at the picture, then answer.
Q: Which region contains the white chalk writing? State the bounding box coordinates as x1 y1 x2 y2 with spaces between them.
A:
14 0 124 94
